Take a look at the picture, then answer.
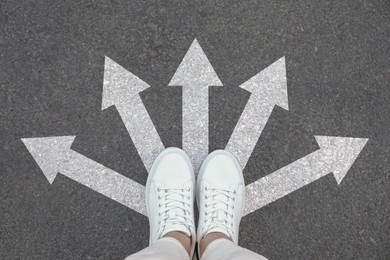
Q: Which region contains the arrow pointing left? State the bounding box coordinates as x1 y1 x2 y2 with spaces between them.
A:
22 136 147 216
102 56 165 172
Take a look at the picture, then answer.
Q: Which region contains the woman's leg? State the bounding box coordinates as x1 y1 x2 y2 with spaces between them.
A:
197 150 268 260
201 237 267 260
125 148 196 260
125 237 190 260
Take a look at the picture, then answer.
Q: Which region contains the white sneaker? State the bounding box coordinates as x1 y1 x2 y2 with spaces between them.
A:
196 150 245 247
146 147 196 258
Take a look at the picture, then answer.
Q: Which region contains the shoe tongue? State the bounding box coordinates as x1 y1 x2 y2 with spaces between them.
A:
204 210 231 238
161 208 192 237
214 192 229 208
160 189 192 238
203 190 232 239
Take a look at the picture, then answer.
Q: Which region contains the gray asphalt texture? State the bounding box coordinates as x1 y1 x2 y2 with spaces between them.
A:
1 0 389 259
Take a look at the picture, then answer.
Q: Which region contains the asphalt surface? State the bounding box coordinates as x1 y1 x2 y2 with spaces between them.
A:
1 0 389 259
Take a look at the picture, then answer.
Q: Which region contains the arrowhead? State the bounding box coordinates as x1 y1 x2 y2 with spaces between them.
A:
240 56 288 110
168 39 222 87
102 56 149 110
21 136 76 184
314 136 368 184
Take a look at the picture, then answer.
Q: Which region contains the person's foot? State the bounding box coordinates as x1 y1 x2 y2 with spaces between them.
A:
146 147 196 258
196 150 245 255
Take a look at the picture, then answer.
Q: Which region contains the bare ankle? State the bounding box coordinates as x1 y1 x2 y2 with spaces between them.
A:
163 231 192 256
199 232 231 257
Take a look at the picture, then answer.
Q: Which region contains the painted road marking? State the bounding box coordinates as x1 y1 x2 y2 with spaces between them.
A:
22 136 147 215
244 136 368 215
169 39 222 172
102 56 165 172
21 39 368 217
225 57 288 169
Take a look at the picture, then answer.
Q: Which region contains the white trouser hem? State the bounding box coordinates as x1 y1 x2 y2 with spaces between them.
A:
201 238 268 260
125 237 190 260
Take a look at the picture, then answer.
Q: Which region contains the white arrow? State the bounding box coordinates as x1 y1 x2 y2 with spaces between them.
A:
102 56 165 172
22 136 147 216
244 136 368 216
169 39 222 172
225 57 288 169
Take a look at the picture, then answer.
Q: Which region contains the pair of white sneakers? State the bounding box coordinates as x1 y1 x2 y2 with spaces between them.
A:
146 148 245 259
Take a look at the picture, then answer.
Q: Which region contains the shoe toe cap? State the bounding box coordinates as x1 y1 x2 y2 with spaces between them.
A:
153 150 194 186
201 151 244 188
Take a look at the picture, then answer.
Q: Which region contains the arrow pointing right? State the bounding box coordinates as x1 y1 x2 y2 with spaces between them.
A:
226 57 288 169
244 136 368 216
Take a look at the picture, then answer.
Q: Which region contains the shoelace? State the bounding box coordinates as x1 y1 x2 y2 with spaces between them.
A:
202 186 236 237
157 187 193 235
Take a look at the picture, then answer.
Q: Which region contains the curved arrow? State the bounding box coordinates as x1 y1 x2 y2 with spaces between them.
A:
169 39 223 172
21 136 147 216
226 57 288 169
102 56 164 172
244 136 368 216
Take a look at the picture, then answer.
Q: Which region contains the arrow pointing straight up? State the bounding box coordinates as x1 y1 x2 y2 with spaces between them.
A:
226 57 288 169
22 136 147 216
102 57 165 172
244 136 368 216
169 39 222 172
